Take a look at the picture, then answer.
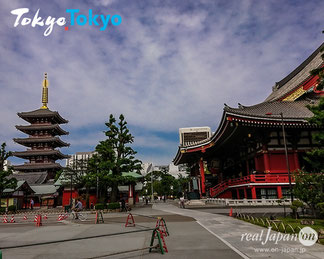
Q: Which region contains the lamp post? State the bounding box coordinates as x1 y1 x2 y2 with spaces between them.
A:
266 112 294 203
151 172 154 203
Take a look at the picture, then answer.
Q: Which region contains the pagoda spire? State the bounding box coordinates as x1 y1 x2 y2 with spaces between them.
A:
41 72 49 109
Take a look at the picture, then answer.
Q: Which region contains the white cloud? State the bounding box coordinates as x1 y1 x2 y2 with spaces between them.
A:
1 1 323 164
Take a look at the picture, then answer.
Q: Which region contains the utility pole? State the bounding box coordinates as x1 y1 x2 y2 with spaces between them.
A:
96 176 99 200
266 112 294 203
280 112 294 203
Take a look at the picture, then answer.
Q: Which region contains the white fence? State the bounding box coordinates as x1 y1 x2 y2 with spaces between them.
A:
205 198 291 206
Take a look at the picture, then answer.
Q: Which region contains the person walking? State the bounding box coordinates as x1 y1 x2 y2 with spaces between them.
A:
30 198 34 210
121 198 126 212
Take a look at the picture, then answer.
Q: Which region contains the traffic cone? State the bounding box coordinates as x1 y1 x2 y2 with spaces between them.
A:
23 214 28 220
57 214 63 221
155 217 169 236
10 215 15 223
36 214 42 227
43 214 48 220
229 207 233 217
2 215 8 223
34 215 38 222
125 213 135 227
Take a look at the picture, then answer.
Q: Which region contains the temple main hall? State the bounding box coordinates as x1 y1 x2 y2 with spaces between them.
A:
174 43 324 200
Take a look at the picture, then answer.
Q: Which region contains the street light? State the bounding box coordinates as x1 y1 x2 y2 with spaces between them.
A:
266 112 294 203
151 172 154 202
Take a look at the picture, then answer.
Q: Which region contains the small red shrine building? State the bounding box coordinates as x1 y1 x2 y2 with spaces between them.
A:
173 43 324 200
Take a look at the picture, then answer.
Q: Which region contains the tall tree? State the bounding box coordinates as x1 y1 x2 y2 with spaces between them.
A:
0 143 17 198
293 47 324 216
89 114 142 202
304 97 324 171
56 158 96 208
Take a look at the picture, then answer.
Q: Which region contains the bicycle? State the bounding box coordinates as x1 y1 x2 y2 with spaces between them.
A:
69 210 88 221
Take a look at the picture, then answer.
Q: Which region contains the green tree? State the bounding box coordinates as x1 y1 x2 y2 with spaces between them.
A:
293 56 324 216
0 143 17 199
294 172 324 216
88 114 142 202
305 44 324 171
304 98 324 171
56 158 96 208
142 170 189 198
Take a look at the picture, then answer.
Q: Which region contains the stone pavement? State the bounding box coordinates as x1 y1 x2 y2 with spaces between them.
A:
0 205 242 259
153 203 324 259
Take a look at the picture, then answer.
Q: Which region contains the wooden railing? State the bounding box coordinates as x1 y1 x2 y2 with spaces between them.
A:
209 173 294 197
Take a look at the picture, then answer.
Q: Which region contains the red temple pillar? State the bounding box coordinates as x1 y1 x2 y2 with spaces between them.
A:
236 189 240 199
128 184 134 205
246 160 250 174
199 158 206 195
251 186 256 199
254 157 259 172
244 188 247 199
277 186 282 199
263 146 270 173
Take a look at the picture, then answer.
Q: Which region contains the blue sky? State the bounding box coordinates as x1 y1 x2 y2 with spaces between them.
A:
0 0 323 165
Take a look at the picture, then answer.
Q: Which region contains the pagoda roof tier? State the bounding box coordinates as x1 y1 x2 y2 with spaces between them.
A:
13 163 63 171
15 124 69 135
13 150 70 159
13 137 70 148
17 108 68 124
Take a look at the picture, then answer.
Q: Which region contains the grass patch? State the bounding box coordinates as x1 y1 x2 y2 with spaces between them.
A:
237 215 324 245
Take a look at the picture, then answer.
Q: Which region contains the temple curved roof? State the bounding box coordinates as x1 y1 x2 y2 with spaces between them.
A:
17 108 68 124
224 99 317 120
265 42 324 102
174 42 324 165
8 172 48 185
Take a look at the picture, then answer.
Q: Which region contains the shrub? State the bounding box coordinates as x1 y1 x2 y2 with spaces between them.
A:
107 202 120 210
290 200 304 219
95 203 105 210
8 205 16 212
0 207 6 214
316 202 324 218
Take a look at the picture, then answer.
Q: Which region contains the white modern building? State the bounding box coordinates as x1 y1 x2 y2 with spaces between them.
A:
179 127 211 146
142 162 187 179
65 151 96 169
3 160 11 171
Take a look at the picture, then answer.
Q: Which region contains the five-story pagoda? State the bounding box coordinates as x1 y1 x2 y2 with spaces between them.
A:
13 73 70 179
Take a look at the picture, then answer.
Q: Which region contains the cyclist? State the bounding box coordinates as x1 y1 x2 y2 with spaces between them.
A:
73 198 83 219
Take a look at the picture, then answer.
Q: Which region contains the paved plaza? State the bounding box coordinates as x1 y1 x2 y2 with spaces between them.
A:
0 203 323 259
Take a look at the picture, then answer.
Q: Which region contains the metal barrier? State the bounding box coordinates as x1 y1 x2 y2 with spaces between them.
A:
205 198 291 206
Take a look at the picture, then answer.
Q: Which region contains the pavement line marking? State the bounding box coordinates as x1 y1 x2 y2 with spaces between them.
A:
196 221 250 259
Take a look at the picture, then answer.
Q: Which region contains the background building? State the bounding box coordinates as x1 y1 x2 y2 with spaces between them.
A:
179 127 211 146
